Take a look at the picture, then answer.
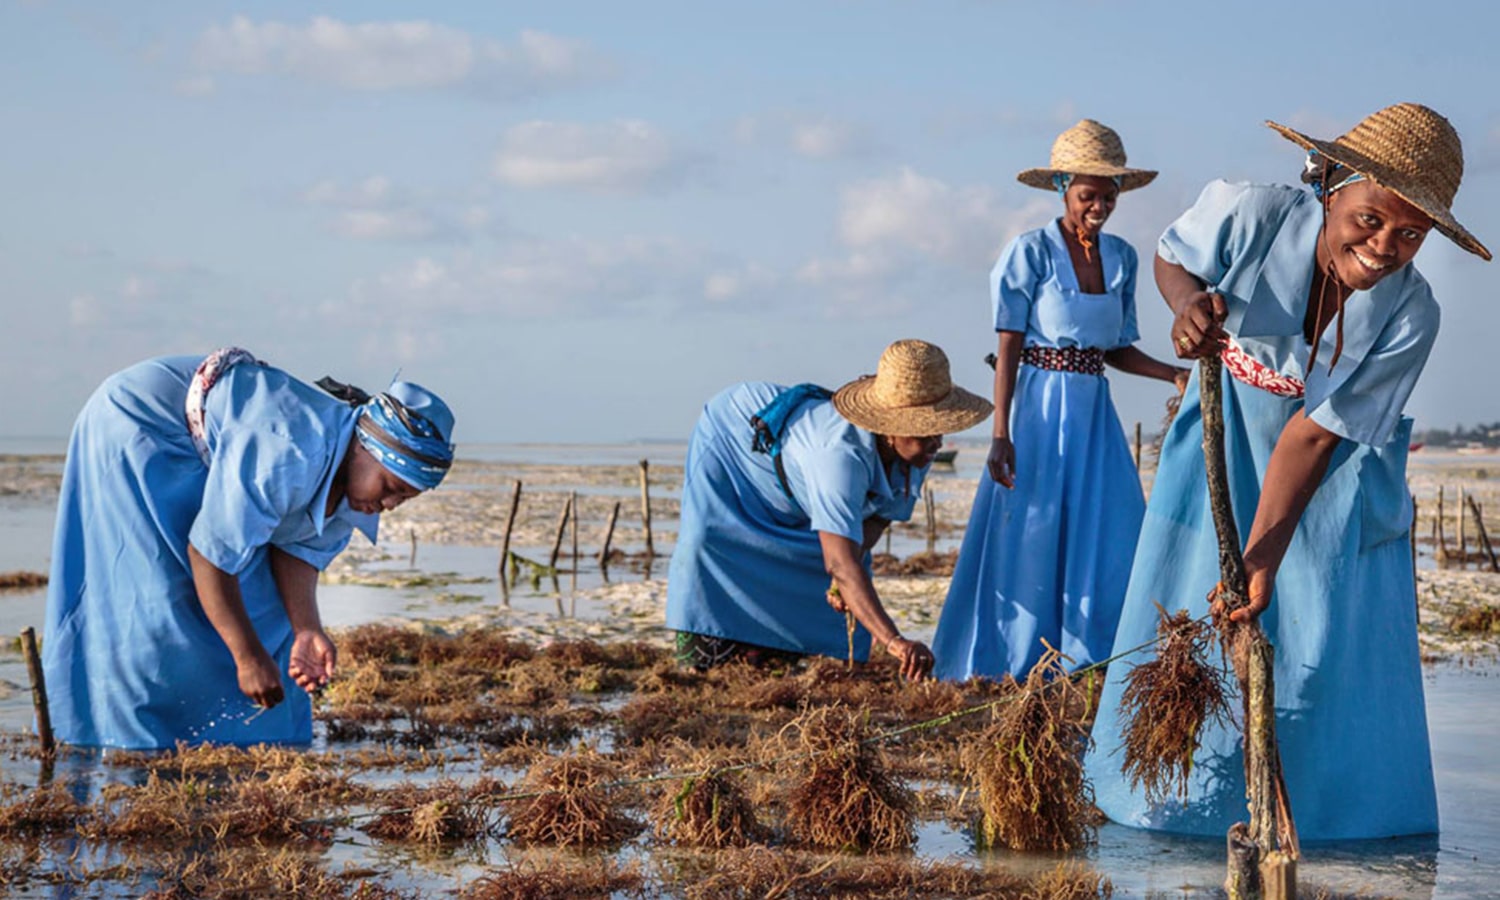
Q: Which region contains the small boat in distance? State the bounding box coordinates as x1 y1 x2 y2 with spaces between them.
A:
933 448 958 466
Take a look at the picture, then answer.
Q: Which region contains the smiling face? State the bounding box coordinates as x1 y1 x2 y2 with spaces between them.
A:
886 434 944 469
342 440 422 515
1318 180 1433 291
1061 175 1120 238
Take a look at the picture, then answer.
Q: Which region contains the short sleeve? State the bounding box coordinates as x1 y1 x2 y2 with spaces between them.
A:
1116 239 1141 347
795 446 872 544
1305 287 1439 446
275 518 357 572
187 366 326 575
991 233 1045 333
1157 180 1256 287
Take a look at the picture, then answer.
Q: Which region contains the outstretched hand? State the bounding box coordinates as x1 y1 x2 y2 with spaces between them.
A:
885 637 934 682
289 628 338 692
236 651 285 709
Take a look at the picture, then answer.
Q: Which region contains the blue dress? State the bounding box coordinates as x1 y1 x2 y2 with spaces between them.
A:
1086 181 1440 840
933 221 1145 681
43 355 378 750
666 382 926 661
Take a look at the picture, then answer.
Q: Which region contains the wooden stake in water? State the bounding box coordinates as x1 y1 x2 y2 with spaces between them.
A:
20 628 55 759
923 486 937 554
570 490 579 594
1466 494 1499 573
1459 486 1468 564
1134 421 1143 472
639 460 655 559
598 500 621 567
1198 355 1298 900
547 495 572 572
1435 486 1449 565
409 527 417 568
500 480 523 577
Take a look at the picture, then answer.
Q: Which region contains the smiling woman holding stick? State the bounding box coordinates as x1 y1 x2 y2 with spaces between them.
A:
1087 104 1490 840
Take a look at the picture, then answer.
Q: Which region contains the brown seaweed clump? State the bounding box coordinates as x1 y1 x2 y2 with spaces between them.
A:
0 570 47 591
778 704 915 851
651 746 765 848
1451 604 1499 634
502 749 640 848
460 858 646 899
0 783 88 835
142 845 411 900
362 779 495 845
1117 607 1230 806
960 648 1096 852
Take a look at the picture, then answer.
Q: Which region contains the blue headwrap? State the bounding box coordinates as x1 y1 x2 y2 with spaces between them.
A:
1052 172 1124 198
1304 151 1366 200
353 381 455 491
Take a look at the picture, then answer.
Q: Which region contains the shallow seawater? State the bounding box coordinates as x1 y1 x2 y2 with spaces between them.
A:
2 445 1498 897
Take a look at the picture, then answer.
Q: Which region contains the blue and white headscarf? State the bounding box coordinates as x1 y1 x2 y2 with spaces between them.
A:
353 382 455 491
1052 172 1124 198
1304 150 1366 200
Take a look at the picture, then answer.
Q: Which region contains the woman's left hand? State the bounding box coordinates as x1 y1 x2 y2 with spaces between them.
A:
289 628 338 692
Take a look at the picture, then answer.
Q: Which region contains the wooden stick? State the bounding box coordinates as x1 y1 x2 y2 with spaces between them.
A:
499 480 523 577
1465 494 1499 573
639 460 655 559
547 495 572 572
1435 486 1449 565
570 490 579 593
20 627 55 758
1134 421 1143 472
1459 486 1468 563
1411 496 1420 622
408 527 417 568
1198 355 1298 900
598 500 621 565
923 486 937 553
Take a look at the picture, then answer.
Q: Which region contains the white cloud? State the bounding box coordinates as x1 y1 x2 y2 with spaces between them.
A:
302 176 489 243
837 166 1047 266
703 264 778 302
734 112 873 160
491 120 692 191
191 18 608 97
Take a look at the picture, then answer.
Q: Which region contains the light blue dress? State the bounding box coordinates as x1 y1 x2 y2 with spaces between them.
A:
1086 181 1440 840
666 382 926 660
933 221 1145 681
44 355 378 750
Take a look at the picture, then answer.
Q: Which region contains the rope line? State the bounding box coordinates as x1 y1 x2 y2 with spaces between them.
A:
316 615 1210 827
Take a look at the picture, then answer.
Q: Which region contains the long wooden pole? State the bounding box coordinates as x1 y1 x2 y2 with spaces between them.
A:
639 460 655 559
1459 487 1468 563
547 494 572 572
1199 355 1298 900
1465 494 1499 573
1134 421 1143 472
20 627 55 758
1435 487 1449 566
499 480 523 577
923 486 936 553
598 500 621 565
570 490 579 593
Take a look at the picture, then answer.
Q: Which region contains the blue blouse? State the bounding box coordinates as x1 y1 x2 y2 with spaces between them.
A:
1159 180 1439 446
992 220 1141 350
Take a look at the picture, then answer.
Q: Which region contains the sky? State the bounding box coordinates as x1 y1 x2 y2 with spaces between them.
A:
2 0 1498 446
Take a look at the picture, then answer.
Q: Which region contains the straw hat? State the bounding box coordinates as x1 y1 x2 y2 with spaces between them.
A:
832 340 993 437
1267 103 1491 261
1017 119 1157 192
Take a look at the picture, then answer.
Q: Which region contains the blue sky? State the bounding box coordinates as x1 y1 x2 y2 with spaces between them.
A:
3 1 1497 444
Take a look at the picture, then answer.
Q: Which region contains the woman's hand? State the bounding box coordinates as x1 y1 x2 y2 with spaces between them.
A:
884 636 934 682
289 628 338 692
236 650 285 708
987 437 1016 488
1170 291 1228 359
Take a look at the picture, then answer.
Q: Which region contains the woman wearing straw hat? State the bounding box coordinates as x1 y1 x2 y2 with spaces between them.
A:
932 120 1188 682
44 349 456 749
1087 103 1490 840
666 339 991 681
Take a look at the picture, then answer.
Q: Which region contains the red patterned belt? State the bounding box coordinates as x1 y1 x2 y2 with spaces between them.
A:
1020 345 1105 375
1220 338 1304 398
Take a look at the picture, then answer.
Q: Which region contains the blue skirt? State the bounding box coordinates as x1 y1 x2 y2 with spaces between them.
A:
1084 366 1436 840
933 366 1144 680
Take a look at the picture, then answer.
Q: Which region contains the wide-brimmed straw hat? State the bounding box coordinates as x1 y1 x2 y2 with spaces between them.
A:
1017 119 1157 192
832 340 992 437
1267 103 1491 261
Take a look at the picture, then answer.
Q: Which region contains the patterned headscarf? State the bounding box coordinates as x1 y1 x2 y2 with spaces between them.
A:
1051 172 1124 198
1303 150 1366 200
353 383 455 491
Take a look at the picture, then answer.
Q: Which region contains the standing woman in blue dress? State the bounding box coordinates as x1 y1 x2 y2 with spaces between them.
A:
934 120 1188 682
1087 104 1490 840
44 348 456 750
667 339 992 681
